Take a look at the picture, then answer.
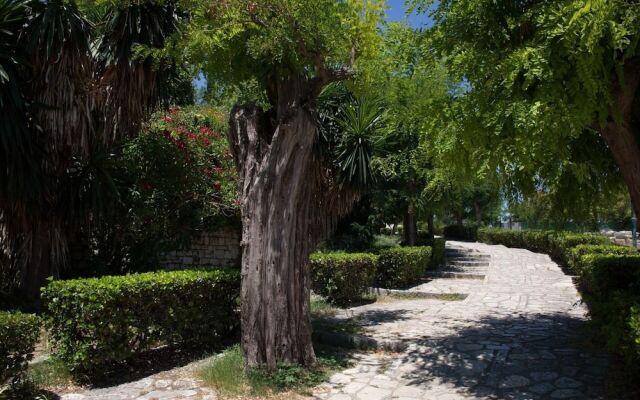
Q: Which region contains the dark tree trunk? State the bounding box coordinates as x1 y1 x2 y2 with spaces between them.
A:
474 201 482 224
229 77 319 368
17 218 64 306
403 202 417 246
598 59 640 219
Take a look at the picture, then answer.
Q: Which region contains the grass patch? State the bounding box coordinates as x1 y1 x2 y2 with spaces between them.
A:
27 357 72 389
310 296 338 317
200 344 353 398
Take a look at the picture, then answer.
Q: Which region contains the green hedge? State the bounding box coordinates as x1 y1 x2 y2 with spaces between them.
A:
376 246 431 288
42 269 240 374
568 245 638 275
477 228 556 253
443 225 478 241
548 233 610 266
310 252 377 305
577 254 640 368
477 228 608 265
0 311 40 387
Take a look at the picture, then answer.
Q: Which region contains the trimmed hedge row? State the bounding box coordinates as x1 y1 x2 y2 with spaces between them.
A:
376 246 432 288
0 311 40 387
568 244 639 275
577 254 640 369
311 244 439 301
42 269 240 374
310 252 378 304
477 228 609 265
478 227 640 370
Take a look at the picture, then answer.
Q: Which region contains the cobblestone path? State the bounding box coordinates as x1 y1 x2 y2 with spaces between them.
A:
314 241 609 400
58 241 608 400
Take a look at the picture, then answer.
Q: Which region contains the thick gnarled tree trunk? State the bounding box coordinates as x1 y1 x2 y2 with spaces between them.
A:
599 59 640 218
229 78 319 368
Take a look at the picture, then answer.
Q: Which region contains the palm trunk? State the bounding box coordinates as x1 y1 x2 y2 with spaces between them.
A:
599 59 640 218
229 78 318 368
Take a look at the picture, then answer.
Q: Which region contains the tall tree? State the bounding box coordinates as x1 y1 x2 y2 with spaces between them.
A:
413 0 640 216
187 0 382 367
0 0 181 302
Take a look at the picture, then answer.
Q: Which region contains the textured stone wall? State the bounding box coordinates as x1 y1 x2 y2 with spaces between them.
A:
603 230 640 249
160 226 241 269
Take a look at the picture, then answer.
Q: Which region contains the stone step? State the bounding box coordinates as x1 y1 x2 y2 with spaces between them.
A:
446 253 491 259
425 271 486 280
447 260 490 267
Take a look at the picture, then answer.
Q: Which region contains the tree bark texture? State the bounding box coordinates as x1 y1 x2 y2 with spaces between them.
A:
228 77 336 368
403 202 417 246
599 59 640 218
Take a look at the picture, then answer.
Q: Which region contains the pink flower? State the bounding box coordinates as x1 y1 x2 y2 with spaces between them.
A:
213 182 222 191
187 132 197 141
201 137 210 146
213 167 224 174
162 116 173 123
199 126 213 135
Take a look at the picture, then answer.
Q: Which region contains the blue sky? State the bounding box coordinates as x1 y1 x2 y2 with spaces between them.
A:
385 0 434 29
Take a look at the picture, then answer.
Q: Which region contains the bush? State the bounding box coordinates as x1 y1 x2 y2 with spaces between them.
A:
477 228 556 253
477 228 609 265
376 246 431 288
548 233 610 266
568 244 638 274
84 106 240 277
443 225 478 241
578 254 640 296
0 311 40 387
42 269 240 374
310 252 377 305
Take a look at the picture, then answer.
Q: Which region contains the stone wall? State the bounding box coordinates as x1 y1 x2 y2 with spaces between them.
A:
602 230 640 249
160 226 241 269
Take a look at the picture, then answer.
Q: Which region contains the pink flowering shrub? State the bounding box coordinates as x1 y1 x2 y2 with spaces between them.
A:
88 106 239 274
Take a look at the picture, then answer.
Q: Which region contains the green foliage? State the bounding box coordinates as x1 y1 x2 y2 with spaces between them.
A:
41 269 240 375
428 238 446 269
549 233 611 266
0 311 40 388
443 225 478 241
87 106 239 276
187 0 383 89
376 246 432 288
414 0 636 215
477 228 556 254
310 252 377 305
575 254 640 369
477 228 609 265
200 344 352 397
578 254 640 296
568 244 638 275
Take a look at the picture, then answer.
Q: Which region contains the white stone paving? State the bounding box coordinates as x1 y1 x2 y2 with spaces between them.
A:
314 241 608 400
56 241 608 399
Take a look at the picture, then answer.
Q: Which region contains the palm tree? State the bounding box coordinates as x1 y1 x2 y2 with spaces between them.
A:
0 0 180 304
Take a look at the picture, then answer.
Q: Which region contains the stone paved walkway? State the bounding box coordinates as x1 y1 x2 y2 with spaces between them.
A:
58 357 218 400
57 241 608 400
314 241 609 400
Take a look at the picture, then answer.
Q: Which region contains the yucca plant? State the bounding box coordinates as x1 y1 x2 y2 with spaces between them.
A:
0 0 183 303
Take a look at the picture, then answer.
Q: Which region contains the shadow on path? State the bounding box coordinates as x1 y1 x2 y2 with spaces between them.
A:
396 312 608 399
